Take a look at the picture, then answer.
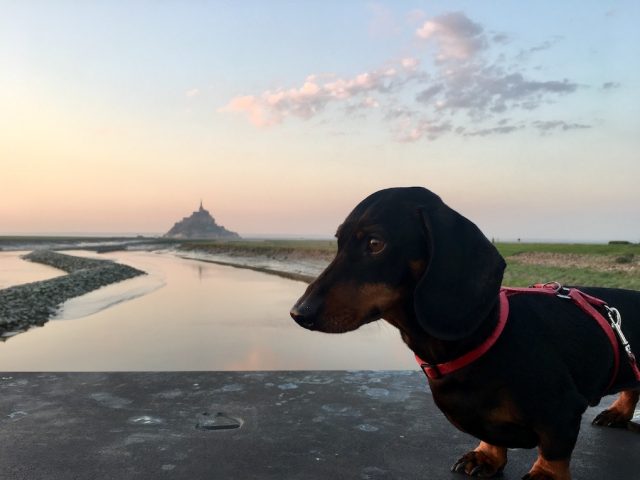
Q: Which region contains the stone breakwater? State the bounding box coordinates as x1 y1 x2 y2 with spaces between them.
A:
0 250 145 337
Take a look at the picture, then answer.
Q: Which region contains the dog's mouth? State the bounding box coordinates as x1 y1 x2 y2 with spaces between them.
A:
291 284 386 333
364 306 383 323
296 317 316 331
312 306 383 334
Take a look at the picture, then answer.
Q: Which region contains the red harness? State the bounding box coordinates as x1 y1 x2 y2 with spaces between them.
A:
416 283 640 391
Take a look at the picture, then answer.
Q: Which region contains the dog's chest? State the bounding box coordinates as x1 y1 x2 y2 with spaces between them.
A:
429 379 536 448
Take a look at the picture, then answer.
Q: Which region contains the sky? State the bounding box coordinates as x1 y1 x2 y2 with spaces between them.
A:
1 1 639 241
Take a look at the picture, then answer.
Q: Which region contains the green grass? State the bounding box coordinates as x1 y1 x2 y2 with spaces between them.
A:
180 239 640 290
495 242 640 257
178 239 337 260
184 239 640 257
503 262 640 290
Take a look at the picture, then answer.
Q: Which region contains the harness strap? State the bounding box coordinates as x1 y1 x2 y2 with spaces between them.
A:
565 289 620 392
416 283 640 391
502 285 620 392
416 290 509 379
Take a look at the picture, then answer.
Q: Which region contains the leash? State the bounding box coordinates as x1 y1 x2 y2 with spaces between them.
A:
416 283 640 391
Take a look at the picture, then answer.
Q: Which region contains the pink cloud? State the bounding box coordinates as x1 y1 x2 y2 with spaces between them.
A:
401 57 419 70
393 117 452 142
219 95 279 127
220 11 586 143
220 59 421 127
416 12 487 62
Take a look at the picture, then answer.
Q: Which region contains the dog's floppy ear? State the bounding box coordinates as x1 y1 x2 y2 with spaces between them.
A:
414 200 505 341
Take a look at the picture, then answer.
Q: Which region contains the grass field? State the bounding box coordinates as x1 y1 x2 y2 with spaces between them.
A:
495 242 640 257
179 239 640 290
178 238 338 262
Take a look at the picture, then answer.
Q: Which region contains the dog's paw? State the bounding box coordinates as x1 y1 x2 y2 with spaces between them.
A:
451 451 505 477
592 408 632 428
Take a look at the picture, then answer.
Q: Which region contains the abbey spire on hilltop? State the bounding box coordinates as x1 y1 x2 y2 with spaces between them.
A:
164 202 240 239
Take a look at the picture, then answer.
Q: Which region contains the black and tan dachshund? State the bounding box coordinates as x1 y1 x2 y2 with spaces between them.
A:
290 187 640 480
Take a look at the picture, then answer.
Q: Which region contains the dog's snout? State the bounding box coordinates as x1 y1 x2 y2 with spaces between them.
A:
290 303 316 329
290 294 323 330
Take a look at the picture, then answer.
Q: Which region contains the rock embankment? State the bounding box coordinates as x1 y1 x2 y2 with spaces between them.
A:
0 250 145 338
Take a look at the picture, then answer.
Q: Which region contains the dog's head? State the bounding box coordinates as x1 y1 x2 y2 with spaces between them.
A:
290 187 505 340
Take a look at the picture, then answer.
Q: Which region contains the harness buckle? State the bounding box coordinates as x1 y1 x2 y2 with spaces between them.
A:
535 281 572 299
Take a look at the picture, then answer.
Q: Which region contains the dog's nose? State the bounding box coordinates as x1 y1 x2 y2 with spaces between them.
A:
290 304 316 329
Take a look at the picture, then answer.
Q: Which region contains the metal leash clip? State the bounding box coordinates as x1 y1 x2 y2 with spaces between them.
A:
605 305 637 363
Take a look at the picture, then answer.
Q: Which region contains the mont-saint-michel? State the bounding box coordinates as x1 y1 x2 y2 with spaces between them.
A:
164 202 241 240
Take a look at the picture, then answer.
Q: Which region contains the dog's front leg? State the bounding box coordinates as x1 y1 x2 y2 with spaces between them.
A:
451 441 507 477
522 451 571 480
522 422 579 480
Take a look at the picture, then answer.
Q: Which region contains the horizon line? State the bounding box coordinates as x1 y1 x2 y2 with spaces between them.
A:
0 232 636 245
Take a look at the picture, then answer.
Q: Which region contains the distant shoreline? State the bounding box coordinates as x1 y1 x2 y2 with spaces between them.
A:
176 255 316 284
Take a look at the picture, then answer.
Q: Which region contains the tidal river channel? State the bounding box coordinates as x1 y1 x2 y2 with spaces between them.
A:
0 251 415 371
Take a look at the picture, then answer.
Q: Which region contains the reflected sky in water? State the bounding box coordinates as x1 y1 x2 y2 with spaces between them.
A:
0 251 415 371
0 251 64 289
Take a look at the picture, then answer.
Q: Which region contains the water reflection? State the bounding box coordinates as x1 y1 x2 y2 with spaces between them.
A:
0 251 415 371
0 251 65 288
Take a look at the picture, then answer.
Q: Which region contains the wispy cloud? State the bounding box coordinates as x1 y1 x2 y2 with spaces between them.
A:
344 96 380 115
417 69 578 118
220 11 592 142
602 81 621 90
463 125 523 137
185 88 200 98
533 120 591 133
415 12 487 63
515 36 563 61
219 61 423 127
393 118 452 143
491 33 510 45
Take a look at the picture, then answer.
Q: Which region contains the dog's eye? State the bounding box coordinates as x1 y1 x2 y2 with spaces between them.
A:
367 237 385 255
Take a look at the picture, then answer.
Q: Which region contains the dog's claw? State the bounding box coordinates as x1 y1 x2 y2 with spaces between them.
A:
470 465 484 476
592 402 640 433
451 459 466 473
592 408 632 428
451 451 505 477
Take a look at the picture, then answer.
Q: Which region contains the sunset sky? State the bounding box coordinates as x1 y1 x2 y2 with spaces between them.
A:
1 1 639 241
